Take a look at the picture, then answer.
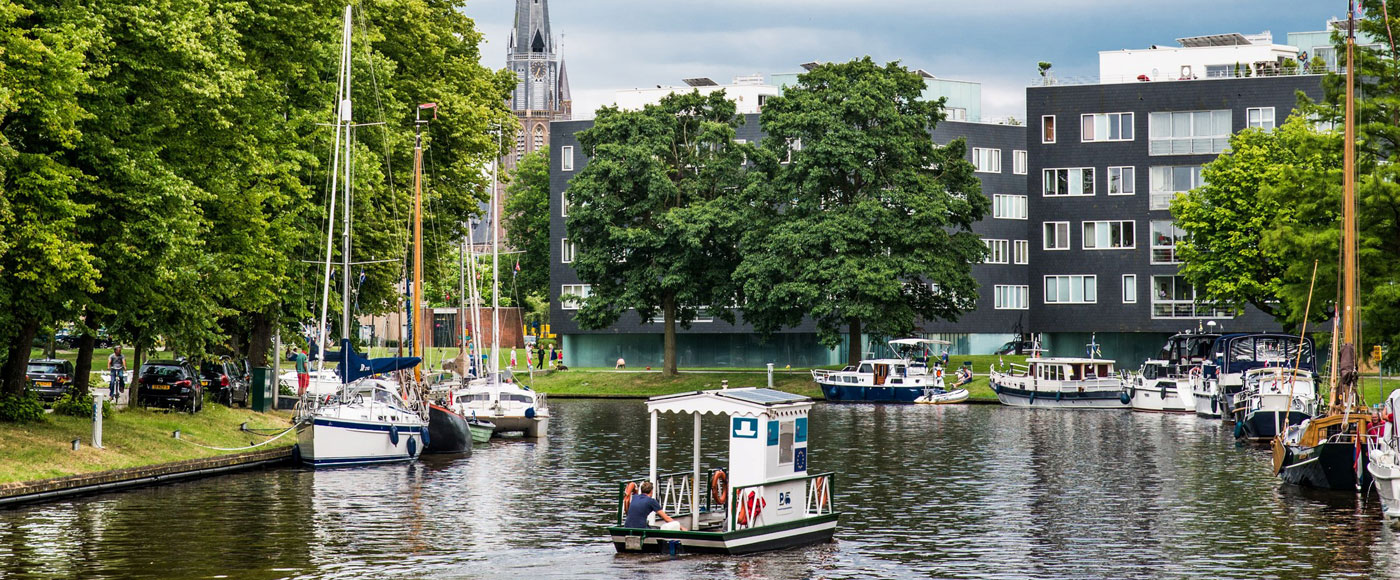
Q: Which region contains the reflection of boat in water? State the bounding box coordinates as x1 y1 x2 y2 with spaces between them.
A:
608 388 838 554
812 338 949 403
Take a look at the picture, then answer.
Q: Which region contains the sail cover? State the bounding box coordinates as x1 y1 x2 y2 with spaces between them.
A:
335 338 421 383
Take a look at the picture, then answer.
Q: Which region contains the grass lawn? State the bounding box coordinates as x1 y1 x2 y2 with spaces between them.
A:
0 402 294 485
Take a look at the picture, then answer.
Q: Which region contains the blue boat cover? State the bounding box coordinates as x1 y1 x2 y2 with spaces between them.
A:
308 338 344 362
336 338 420 383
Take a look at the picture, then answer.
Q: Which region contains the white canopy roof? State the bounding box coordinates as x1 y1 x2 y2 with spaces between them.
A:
647 387 813 417
890 338 951 347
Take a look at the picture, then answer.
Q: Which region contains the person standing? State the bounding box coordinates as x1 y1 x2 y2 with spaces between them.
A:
294 348 310 396
107 346 127 400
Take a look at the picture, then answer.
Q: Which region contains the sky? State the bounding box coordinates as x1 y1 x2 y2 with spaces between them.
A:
461 1 1347 123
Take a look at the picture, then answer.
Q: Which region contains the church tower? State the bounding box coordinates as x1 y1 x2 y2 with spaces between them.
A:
506 0 570 162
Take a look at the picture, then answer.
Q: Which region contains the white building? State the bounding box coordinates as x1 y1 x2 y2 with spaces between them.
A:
614 75 781 115
1099 32 1300 84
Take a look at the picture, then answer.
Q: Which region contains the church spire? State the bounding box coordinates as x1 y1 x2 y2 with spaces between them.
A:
512 0 552 56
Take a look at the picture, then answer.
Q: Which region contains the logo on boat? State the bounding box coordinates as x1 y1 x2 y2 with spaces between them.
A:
732 417 758 438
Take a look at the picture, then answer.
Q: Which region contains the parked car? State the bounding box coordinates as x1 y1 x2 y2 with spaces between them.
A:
199 358 250 407
26 359 75 403
996 340 1038 356
137 360 203 412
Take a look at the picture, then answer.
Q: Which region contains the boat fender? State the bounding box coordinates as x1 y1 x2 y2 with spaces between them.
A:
389 425 400 446
407 436 417 456
1119 391 1131 405
1211 395 1218 414
1055 392 1062 402
623 481 639 515
1160 384 1167 400
711 470 728 506
420 425 430 447
1234 421 1245 439
1028 392 1035 406
525 407 536 419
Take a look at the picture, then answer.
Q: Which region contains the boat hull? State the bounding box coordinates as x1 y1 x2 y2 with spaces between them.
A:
818 382 926 403
467 421 495 443
296 417 424 466
1129 380 1193 413
1278 441 1370 491
424 404 472 455
914 389 969 405
1238 410 1310 440
1369 450 1400 518
989 380 1129 410
608 513 839 555
485 415 548 437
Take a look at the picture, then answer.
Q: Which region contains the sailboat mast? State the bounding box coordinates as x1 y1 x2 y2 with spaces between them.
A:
491 130 501 376
1343 0 1359 350
317 4 354 377
412 107 427 364
459 236 467 368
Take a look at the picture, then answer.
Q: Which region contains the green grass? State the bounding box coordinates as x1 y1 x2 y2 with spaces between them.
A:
0 402 294 485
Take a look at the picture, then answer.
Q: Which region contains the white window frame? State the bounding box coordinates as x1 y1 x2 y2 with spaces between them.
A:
560 284 592 310
992 194 1028 220
1122 274 1137 304
1042 115 1056 144
1148 165 1204 210
1013 150 1028 175
1148 109 1232 155
1043 221 1070 250
984 239 1010 264
1043 168 1095 196
1247 107 1276 131
561 190 570 217
1013 240 1029 265
1151 220 1185 265
560 238 575 264
561 145 574 171
1080 112 1135 142
1043 275 1097 304
1152 275 1232 319
973 147 1002 173
1108 166 1135 195
1081 220 1136 250
994 285 1030 310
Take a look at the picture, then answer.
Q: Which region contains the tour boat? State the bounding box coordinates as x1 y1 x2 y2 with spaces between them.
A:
1233 366 1316 440
607 387 838 554
1130 331 1218 413
811 338 949 403
989 357 1127 409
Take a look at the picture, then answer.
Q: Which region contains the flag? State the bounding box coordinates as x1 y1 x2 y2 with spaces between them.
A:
514 260 520 276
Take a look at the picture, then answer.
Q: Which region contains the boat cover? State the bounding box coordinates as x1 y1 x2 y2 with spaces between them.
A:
336 338 421 383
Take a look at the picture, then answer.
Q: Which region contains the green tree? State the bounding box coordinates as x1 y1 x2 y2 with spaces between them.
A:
736 58 987 367
566 91 750 375
504 145 551 298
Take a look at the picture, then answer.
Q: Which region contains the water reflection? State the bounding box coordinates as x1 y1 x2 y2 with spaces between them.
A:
1 401 1399 579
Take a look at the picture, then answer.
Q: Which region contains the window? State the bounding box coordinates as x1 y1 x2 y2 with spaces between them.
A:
781 138 802 164
561 190 570 217
561 146 574 171
1013 150 1028 175
1044 275 1097 304
533 124 545 152
1108 166 1135 195
1080 112 1134 142
984 239 1009 264
1149 109 1231 155
1014 240 1029 264
995 285 1029 310
1152 275 1232 318
1043 168 1095 196
778 420 795 464
1043 222 1070 250
560 284 592 310
561 238 575 263
1148 166 1204 210
1042 115 1056 143
1247 107 1276 131
946 107 967 121
993 194 1027 220
973 148 1001 173
1122 275 1137 303
1082 220 1135 250
1151 220 1186 264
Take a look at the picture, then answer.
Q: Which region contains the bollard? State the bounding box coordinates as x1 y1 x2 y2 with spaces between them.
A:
71 438 80 451
767 363 774 388
92 392 104 449
173 429 181 439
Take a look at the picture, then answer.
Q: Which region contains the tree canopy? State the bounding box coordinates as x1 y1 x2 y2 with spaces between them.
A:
504 145 551 299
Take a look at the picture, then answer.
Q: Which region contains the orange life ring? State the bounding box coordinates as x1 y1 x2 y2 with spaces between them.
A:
623 481 638 515
710 470 728 506
812 476 828 510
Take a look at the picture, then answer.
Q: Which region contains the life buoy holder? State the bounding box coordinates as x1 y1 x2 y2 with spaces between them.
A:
710 470 728 506
623 481 639 515
812 476 828 510
737 490 766 527
1189 367 1203 379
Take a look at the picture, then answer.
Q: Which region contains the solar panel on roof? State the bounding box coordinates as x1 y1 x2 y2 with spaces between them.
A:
716 388 809 405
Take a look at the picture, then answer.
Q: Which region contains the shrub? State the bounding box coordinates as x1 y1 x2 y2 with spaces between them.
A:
54 386 113 419
0 394 45 423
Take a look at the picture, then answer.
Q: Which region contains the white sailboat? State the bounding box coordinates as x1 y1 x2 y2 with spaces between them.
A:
294 4 428 466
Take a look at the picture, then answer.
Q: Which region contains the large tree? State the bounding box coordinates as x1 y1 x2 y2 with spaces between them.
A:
566 91 750 375
503 145 551 299
735 57 987 366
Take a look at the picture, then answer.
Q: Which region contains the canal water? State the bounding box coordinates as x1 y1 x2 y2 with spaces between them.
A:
3 400 1400 579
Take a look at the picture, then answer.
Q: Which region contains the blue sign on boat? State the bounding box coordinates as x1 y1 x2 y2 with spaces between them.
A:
794 448 807 472
795 418 808 442
767 420 780 445
732 417 758 439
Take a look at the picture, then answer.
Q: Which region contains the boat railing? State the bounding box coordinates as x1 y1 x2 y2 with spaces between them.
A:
613 471 698 526
728 472 835 533
811 369 833 381
1000 363 1030 376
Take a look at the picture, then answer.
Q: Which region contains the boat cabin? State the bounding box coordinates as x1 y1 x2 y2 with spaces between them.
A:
608 387 838 554
1024 358 1115 381
1211 333 1315 377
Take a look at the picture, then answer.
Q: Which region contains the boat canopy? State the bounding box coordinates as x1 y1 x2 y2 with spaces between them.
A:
648 387 812 417
889 338 951 347
336 338 421 383
1213 333 1314 373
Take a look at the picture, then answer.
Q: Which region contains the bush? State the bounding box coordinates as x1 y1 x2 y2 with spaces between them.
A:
0 394 45 423
53 387 113 419
278 381 295 397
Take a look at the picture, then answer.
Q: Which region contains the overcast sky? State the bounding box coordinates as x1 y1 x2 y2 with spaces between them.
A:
462 1 1345 122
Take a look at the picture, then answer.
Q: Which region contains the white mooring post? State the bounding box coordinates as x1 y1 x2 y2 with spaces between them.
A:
92 392 104 449
767 363 774 388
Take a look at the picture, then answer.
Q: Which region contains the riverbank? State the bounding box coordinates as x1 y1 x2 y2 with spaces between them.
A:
0 404 295 485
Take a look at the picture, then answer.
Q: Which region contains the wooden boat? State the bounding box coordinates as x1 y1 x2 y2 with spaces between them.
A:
607 388 839 554
467 417 495 443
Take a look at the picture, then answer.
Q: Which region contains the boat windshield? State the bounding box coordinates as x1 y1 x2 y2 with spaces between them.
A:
857 363 872 373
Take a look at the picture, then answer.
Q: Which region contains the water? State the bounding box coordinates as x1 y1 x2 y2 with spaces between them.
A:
3 400 1400 579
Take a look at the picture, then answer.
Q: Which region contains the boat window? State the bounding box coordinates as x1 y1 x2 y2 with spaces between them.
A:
778 420 795 465
501 393 534 405
893 365 905 377
1142 364 1158 380
858 363 872 374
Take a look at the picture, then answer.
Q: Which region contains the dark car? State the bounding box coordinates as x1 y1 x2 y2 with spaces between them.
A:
26 359 76 403
137 360 203 412
199 358 250 407
996 340 1038 356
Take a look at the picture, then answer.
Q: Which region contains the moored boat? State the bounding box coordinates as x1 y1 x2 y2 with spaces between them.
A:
1367 390 1400 517
989 357 1127 409
811 338 949 403
1132 330 1218 413
1204 333 1314 422
1234 367 1316 440
424 403 473 454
